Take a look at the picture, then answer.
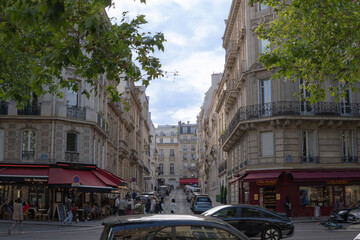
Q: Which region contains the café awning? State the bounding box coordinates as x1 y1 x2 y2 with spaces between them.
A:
179 178 198 185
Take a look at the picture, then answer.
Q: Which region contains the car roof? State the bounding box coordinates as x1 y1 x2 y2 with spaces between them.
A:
202 204 287 217
103 214 230 227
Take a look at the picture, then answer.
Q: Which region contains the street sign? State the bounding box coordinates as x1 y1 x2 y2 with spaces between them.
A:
131 177 136 182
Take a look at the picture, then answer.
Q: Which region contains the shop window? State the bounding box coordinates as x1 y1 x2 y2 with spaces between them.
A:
21 129 36 161
345 185 360 206
300 186 332 207
260 131 274 156
334 186 344 208
301 130 317 163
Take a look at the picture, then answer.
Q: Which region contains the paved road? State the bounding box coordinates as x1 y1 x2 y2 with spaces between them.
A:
0 188 359 239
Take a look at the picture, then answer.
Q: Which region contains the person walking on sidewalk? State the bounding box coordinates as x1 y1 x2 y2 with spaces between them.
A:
8 198 23 235
63 197 73 224
170 199 176 214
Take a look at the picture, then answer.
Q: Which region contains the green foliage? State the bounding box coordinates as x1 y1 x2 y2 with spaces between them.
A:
250 0 360 103
0 0 165 105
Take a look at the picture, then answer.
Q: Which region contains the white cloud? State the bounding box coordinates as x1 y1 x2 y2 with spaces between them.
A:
165 32 187 47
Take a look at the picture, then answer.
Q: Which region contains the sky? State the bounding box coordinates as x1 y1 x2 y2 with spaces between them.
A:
106 0 231 126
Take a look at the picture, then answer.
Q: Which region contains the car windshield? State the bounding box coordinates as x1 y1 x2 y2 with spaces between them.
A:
197 197 211 202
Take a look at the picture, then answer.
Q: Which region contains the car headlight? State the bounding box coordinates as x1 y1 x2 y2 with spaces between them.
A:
338 210 347 215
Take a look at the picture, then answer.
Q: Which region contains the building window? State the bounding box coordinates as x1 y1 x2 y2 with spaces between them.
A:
259 79 271 116
66 132 77 152
170 149 175 157
342 130 354 162
183 136 187 142
21 130 36 161
170 138 174 143
191 135 195 141
159 138 163 143
258 3 268 11
183 145 187 151
259 38 270 54
66 82 80 107
299 79 313 114
170 163 175 174
301 130 317 163
300 186 332 207
191 145 195 151
339 81 352 115
171 131 175 136
159 149 164 157
183 163 188 170
183 153 188 160
191 153 196 160
345 185 360 206
183 127 188 134
158 163 164 175
260 131 273 156
190 127 195 134
190 162 196 170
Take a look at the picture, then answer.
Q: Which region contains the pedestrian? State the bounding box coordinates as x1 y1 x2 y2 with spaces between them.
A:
8 198 23 235
126 192 131 200
135 200 144 214
4 200 13 220
126 198 134 215
22 201 29 213
160 197 165 214
63 197 73 224
283 196 291 218
145 198 151 214
132 191 137 200
154 200 161 213
150 197 156 213
170 199 176 213
115 196 120 215
119 197 127 216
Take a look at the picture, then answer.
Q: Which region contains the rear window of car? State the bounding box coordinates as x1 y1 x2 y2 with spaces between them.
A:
197 197 211 202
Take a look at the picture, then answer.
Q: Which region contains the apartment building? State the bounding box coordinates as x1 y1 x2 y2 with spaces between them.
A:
178 121 198 186
202 0 360 217
155 125 179 188
0 66 155 211
198 73 223 203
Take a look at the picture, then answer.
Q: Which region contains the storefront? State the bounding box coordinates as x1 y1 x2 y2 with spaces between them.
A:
239 169 360 217
0 162 127 220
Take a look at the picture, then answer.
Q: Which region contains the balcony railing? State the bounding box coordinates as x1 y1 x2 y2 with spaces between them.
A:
118 140 129 157
67 106 86 120
22 151 35 161
18 103 41 115
301 156 319 164
221 101 360 144
0 102 8 115
342 156 358 163
65 152 80 162
218 161 227 174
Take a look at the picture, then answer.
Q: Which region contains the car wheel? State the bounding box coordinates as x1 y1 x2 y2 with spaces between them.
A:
262 227 281 240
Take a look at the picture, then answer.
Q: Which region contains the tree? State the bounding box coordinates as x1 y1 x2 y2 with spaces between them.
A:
251 0 360 103
0 0 165 106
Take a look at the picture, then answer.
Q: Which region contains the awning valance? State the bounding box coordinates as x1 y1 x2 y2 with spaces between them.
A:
291 171 360 182
243 172 282 182
230 174 246 184
179 178 198 185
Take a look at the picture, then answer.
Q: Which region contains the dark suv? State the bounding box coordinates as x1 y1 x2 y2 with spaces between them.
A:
100 214 249 240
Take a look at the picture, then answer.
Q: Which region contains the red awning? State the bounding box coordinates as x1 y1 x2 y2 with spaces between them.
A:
179 178 198 185
230 174 246 184
243 172 282 182
95 168 127 185
291 171 360 182
48 168 112 189
0 168 49 178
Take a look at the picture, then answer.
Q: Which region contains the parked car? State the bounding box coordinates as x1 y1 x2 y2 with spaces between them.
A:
100 214 249 240
191 194 213 214
187 187 202 202
347 208 360 223
330 200 360 222
202 204 294 240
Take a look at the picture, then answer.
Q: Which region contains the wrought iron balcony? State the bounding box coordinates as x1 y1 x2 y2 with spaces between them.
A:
130 149 138 163
18 103 41 115
221 101 360 144
0 102 8 115
118 140 129 157
218 161 227 174
342 156 358 163
301 156 320 164
22 151 35 161
67 106 86 120
65 152 80 162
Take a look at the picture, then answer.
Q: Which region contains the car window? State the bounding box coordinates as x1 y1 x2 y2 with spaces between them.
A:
241 207 261 218
196 197 211 202
153 226 239 240
213 207 237 218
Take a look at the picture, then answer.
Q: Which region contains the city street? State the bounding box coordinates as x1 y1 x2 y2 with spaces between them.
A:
0 188 359 239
